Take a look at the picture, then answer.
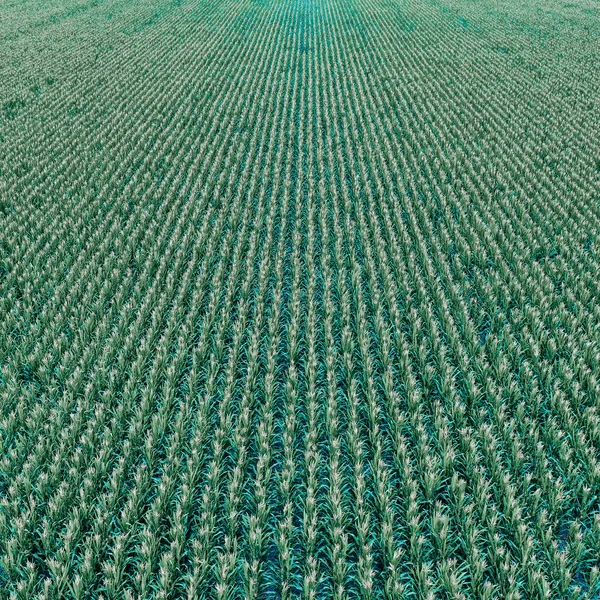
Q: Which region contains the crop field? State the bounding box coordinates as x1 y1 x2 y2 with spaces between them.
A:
1 0 600 597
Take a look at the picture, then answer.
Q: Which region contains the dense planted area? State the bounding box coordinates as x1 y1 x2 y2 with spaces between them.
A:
1 0 600 597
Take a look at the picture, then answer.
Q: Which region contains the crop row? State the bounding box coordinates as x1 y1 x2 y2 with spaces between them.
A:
1 0 599 597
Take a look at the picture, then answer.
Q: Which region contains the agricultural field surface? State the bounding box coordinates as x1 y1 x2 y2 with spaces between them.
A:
1 0 600 597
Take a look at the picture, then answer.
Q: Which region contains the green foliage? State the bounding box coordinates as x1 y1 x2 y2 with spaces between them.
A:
1 0 599 597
